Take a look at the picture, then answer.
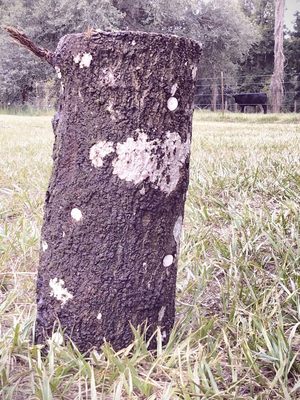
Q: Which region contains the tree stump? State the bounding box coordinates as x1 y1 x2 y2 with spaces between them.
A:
10 29 200 352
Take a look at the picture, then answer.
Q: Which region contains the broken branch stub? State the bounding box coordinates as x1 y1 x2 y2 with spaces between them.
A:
29 30 200 352
4 26 54 65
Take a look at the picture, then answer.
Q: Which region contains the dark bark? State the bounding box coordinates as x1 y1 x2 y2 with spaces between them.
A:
32 31 200 352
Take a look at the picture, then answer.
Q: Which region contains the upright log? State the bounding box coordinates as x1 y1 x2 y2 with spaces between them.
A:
6 28 200 352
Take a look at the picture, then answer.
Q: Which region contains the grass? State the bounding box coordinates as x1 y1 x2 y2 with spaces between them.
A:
0 111 300 399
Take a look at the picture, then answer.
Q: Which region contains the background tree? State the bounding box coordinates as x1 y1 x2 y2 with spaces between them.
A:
285 11 300 111
0 0 257 109
238 0 275 94
270 0 285 112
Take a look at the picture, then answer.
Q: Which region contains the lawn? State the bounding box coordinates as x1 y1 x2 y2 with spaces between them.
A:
0 111 300 399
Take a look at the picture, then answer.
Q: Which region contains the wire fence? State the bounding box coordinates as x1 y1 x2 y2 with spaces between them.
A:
194 72 300 112
1 72 299 112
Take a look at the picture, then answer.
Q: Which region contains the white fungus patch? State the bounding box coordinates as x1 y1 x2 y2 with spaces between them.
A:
167 96 178 111
158 306 166 322
171 83 178 96
71 208 82 222
89 141 114 168
112 130 190 194
73 53 81 64
49 278 73 307
79 52 92 68
73 53 93 68
55 66 62 79
42 240 48 252
173 215 183 251
163 254 174 267
97 312 102 320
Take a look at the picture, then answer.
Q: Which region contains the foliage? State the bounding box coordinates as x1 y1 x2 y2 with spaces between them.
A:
238 0 275 92
0 0 257 107
285 12 300 110
1 112 300 398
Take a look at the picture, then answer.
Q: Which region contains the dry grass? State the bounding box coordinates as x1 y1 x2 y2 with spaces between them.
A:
0 111 300 399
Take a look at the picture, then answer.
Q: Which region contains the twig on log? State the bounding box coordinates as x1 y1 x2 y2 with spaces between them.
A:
4 26 54 66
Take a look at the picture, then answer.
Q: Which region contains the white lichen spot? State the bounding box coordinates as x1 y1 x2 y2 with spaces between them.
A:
71 208 82 222
192 65 198 80
97 312 102 320
73 53 81 64
112 130 190 194
131 40 136 46
158 306 166 322
163 254 174 267
79 52 92 68
171 83 178 96
55 66 62 79
42 240 48 252
90 141 115 168
106 101 114 114
49 278 73 307
162 330 167 341
62 231 65 238
167 97 178 111
173 215 183 251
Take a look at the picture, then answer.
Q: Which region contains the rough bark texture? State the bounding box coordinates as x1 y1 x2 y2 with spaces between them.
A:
270 0 285 113
35 30 200 352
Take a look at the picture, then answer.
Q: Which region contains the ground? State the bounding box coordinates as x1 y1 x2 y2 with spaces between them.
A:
0 111 300 399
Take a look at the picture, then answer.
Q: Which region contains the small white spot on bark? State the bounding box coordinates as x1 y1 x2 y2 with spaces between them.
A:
42 241 48 252
97 312 102 320
131 40 136 46
55 66 62 79
90 141 115 168
107 71 115 84
163 255 174 267
147 282 151 289
73 53 81 64
158 306 166 321
192 65 198 80
167 97 178 111
139 187 146 195
60 82 64 94
80 52 92 68
49 278 73 307
171 83 178 96
162 330 167 341
62 231 65 238
173 215 183 251
71 208 82 222
106 101 114 115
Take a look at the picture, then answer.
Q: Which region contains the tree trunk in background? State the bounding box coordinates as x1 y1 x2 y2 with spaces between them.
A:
211 77 218 111
270 0 285 113
35 31 200 352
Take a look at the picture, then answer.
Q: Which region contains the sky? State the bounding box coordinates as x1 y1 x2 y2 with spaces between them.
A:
285 0 300 30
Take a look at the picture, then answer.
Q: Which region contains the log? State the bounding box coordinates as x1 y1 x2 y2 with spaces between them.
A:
7 28 201 352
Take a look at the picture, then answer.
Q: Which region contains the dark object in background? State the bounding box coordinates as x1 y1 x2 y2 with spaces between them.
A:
233 92 268 114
